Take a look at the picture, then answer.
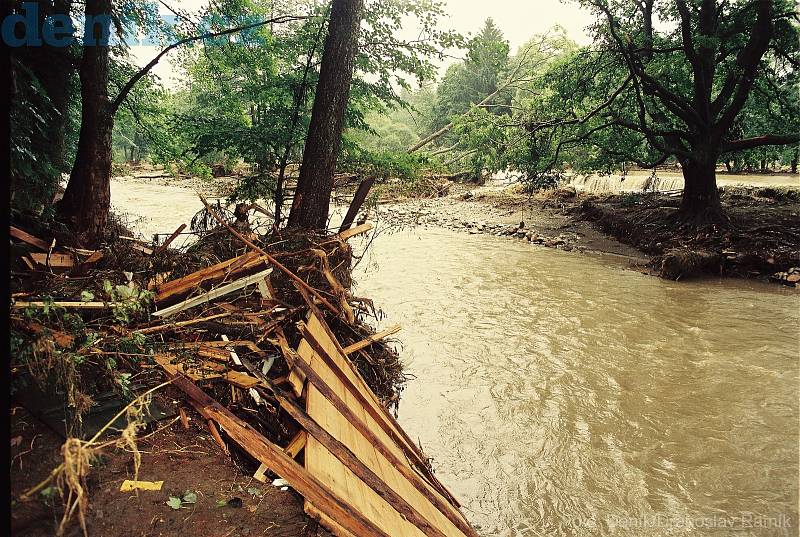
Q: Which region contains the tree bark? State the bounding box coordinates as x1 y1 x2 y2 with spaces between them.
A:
287 0 364 229
57 0 113 244
680 158 722 222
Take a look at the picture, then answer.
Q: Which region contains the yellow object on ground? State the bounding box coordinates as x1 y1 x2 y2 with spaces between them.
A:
120 480 164 492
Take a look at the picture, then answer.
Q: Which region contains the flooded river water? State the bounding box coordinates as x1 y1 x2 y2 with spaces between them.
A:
354 229 798 537
112 181 799 537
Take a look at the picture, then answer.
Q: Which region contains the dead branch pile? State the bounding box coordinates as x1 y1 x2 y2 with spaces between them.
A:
11 212 405 407
10 195 478 537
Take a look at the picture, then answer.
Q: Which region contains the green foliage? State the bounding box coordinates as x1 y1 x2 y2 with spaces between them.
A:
340 143 427 181
167 490 198 510
424 26 579 182
429 18 510 135
10 60 69 215
102 280 155 324
122 0 461 207
515 0 800 190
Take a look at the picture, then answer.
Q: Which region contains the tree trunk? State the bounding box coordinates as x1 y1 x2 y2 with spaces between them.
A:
287 0 363 229
680 158 722 222
57 0 114 244
12 0 74 199
791 148 798 174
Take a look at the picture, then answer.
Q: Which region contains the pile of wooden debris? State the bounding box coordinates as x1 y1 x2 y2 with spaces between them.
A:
9 200 478 536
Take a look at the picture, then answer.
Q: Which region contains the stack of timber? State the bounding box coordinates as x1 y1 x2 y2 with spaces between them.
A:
9 197 476 536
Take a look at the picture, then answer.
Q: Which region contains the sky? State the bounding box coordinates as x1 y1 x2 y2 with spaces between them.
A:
130 0 596 88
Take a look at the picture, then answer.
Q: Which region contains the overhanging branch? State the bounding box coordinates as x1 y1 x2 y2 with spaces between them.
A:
111 14 309 114
722 133 800 153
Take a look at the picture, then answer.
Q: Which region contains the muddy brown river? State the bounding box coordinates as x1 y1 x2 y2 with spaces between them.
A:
112 181 799 537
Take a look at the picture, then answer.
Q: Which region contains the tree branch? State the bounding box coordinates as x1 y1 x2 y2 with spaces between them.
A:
111 14 309 114
712 0 772 131
722 133 800 153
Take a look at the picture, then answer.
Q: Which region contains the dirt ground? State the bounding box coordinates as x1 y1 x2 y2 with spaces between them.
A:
574 187 800 279
10 403 330 537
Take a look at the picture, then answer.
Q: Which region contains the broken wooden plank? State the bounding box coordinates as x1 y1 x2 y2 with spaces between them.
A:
342 325 401 355
154 223 186 255
253 463 269 483
11 300 108 309
29 252 75 268
164 370 392 537
207 419 230 456
223 371 262 390
336 222 373 242
284 430 307 459
152 268 273 318
155 251 266 304
172 340 268 360
9 226 50 250
133 312 233 335
80 250 104 266
198 347 234 362
153 354 226 381
178 407 190 430
237 356 452 537
339 178 375 233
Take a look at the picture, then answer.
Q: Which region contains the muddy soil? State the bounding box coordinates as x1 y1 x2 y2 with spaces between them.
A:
576 188 800 280
11 405 329 537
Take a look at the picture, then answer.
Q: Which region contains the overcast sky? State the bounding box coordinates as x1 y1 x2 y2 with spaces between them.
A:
131 0 595 88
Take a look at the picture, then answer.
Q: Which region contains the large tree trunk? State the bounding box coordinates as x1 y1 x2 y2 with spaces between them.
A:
680 158 722 222
57 0 114 244
287 0 363 229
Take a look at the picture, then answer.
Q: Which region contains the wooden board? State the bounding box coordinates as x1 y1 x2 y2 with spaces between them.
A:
11 300 108 309
336 222 373 242
342 325 401 355
152 268 273 317
10 226 50 250
155 250 267 305
29 252 75 268
301 313 474 537
162 368 392 537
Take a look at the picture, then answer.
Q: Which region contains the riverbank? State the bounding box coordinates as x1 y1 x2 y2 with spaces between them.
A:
374 181 800 285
